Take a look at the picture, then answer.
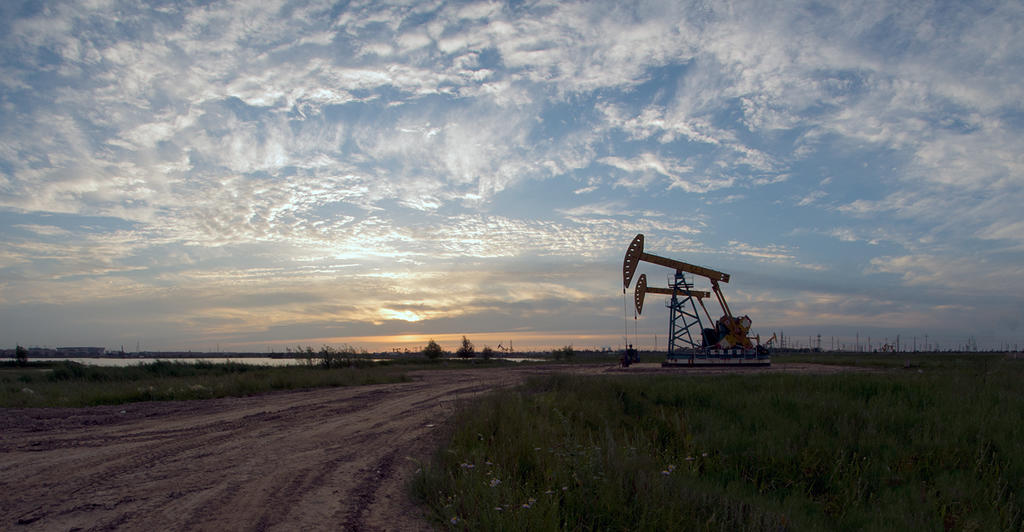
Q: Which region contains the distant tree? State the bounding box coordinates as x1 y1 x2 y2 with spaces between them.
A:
456 336 476 358
480 346 494 360
423 339 444 360
15 345 28 365
552 345 574 361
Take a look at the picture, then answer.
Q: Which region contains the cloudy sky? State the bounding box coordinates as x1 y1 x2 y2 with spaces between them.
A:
1 0 1022 353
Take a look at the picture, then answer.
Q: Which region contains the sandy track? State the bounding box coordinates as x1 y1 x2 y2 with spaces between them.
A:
0 362 854 531
0 366 554 531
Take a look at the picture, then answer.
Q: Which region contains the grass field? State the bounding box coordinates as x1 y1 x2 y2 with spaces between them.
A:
779 351 1016 369
414 354 1024 530
0 360 416 407
0 356 531 408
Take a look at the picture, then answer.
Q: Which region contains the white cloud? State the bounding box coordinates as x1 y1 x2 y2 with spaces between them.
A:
12 224 71 237
867 253 1024 293
979 220 1024 244
558 201 628 218
829 228 859 243
797 190 827 206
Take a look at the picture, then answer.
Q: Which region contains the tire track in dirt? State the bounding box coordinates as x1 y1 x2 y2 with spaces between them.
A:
0 366 549 531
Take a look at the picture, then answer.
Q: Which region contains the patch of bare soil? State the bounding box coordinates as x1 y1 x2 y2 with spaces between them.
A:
0 362 859 531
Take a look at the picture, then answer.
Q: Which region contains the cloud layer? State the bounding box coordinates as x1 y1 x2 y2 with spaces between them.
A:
1 0 1022 351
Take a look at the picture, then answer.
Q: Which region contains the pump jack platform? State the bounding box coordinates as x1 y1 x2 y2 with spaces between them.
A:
622 234 770 367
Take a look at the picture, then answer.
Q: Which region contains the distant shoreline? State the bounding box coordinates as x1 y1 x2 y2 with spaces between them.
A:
19 352 303 359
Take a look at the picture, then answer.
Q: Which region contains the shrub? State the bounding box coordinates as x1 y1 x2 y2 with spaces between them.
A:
15 345 28 365
423 339 444 360
552 344 574 360
481 346 494 360
318 345 362 369
456 336 476 358
287 345 317 366
284 345 363 368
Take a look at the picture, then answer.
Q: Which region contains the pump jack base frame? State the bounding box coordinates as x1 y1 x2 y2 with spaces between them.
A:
662 347 771 367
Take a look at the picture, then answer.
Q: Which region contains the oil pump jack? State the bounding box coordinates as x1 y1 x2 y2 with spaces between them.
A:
623 234 770 366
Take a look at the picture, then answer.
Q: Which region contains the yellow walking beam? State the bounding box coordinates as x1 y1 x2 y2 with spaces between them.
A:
622 234 729 289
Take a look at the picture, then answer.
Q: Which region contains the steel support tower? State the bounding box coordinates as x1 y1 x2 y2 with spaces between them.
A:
667 271 704 362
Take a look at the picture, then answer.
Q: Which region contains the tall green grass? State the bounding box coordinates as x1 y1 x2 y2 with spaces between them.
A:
414 359 1024 530
0 360 410 407
780 351 1013 369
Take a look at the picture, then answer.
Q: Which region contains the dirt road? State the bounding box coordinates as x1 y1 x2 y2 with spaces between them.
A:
0 362 855 531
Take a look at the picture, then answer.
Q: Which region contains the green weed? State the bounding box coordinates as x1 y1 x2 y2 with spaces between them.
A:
415 360 1024 530
0 360 411 407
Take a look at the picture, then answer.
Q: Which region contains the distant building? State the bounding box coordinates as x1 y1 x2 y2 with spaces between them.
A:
56 347 107 357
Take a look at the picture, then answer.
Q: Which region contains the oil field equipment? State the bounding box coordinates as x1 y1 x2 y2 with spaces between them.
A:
623 234 770 366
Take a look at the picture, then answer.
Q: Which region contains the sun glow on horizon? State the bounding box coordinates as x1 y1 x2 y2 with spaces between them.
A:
377 309 425 322
227 331 626 353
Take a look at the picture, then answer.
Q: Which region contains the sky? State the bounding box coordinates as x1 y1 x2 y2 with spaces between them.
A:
1 0 1022 353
